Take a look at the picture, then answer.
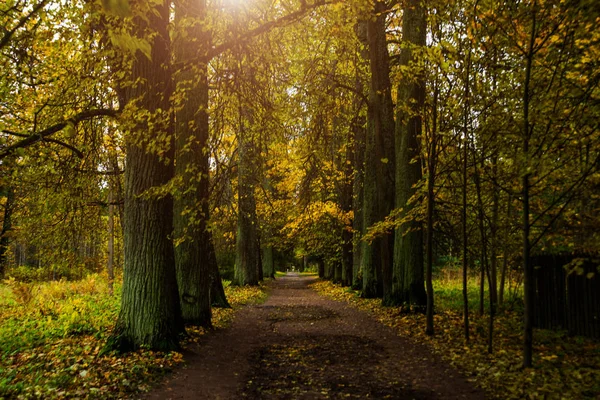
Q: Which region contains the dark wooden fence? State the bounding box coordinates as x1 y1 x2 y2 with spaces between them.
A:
532 254 600 339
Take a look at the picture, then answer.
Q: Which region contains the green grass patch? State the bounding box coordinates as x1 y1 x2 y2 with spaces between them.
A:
0 274 268 398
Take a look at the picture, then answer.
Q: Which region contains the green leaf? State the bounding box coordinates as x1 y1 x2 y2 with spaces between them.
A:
101 0 132 18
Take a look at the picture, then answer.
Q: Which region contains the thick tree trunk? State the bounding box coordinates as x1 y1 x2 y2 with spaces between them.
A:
0 185 14 278
389 0 426 308
172 0 212 327
235 134 260 286
361 1 395 299
208 233 230 308
108 0 184 352
262 246 275 279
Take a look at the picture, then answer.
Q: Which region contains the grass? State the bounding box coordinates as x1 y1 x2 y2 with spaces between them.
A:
0 274 268 399
312 276 600 399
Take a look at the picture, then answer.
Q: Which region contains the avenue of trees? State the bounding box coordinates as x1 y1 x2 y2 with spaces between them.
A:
1 0 599 367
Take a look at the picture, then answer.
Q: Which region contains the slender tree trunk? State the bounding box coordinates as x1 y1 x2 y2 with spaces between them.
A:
462 50 471 343
499 195 512 306
341 130 354 287
352 23 367 291
389 0 427 308
488 153 499 353
425 83 439 335
473 156 487 317
107 187 115 295
108 0 184 352
522 1 537 368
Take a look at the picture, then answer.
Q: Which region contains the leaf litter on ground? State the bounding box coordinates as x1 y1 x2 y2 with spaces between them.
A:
311 279 600 399
0 274 268 399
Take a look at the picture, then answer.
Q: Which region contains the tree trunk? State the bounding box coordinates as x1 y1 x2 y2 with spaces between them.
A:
172 0 212 327
460 31 473 343
473 154 487 317
235 133 260 286
522 1 537 368
0 185 14 278
209 233 230 308
361 1 395 299
108 0 184 352
262 246 275 279
488 153 499 353
318 257 325 278
341 130 354 287
352 22 367 291
499 195 512 306
389 0 426 308
107 187 115 295
425 82 439 335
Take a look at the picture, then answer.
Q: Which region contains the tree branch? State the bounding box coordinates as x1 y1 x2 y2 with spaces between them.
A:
2 130 84 158
190 0 339 66
0 0 50 50
0 109 119 160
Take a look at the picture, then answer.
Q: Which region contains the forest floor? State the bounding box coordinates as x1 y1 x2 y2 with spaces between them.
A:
147 273 486 399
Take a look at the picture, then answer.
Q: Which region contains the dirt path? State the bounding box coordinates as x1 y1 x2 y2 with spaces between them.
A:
147 274 486 399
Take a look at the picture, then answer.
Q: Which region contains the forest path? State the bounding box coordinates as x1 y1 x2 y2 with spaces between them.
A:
146 273 486 399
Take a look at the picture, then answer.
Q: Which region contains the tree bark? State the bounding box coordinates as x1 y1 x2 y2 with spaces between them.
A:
522 0 537 368
352 22 368 291
262 246 275 279
172 0 212 327
209 233 230 308
389 0 427 308
0 185 14 278
108 0 184 352
361 1 395 299
425 82 439 335
234 132 260 286
107 187 115 295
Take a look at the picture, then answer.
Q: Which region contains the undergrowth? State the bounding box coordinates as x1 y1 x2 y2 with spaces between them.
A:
312 279 600 399
0 275 267 399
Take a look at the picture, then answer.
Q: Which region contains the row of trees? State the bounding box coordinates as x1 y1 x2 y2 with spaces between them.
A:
1 0 599 367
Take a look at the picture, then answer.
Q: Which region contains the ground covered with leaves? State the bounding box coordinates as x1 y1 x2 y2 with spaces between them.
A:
148 273 484 399
0 275 267 399
312 279 600 399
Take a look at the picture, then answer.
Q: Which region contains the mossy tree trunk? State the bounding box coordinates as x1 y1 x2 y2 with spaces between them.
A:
208 232 230 308
390 0 427 308
352 22 368 291
172 0 212 327
262 246 275 279
109 0 184 352
361 1 395 299
234 128 260 286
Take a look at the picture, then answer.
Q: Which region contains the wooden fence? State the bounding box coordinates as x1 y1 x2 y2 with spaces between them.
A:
532 254 600 339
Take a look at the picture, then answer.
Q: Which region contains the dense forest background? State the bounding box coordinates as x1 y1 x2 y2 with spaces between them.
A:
1 0 600 395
